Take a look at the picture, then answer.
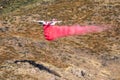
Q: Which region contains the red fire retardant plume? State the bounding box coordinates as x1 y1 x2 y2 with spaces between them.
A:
43 25 107 41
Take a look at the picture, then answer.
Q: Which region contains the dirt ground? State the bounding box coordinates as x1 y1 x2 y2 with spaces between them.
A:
0 0 120 80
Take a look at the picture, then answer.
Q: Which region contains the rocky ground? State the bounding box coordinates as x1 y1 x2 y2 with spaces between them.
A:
0 0 120 80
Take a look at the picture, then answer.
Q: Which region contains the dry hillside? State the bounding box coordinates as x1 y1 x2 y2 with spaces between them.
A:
0 0 120 80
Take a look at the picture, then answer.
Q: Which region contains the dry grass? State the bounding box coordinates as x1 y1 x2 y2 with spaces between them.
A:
0 0 120 80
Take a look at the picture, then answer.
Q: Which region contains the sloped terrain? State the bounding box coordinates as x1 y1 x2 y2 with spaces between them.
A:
0 0 120 80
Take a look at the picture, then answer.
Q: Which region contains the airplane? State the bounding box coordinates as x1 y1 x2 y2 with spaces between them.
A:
33 19 109 41
33 19 62 26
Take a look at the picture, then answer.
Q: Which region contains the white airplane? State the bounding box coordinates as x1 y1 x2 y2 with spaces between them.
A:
33 19 62 26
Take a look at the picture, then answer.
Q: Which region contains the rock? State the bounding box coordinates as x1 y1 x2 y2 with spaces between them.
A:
0 26 9 32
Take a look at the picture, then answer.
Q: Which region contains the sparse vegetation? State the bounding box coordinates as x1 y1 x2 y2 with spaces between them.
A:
0 0 120 80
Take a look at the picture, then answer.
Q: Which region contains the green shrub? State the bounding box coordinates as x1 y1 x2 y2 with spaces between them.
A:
0 0 37 14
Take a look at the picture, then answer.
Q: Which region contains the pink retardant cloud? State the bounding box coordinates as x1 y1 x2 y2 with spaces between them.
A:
43 25 109 41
